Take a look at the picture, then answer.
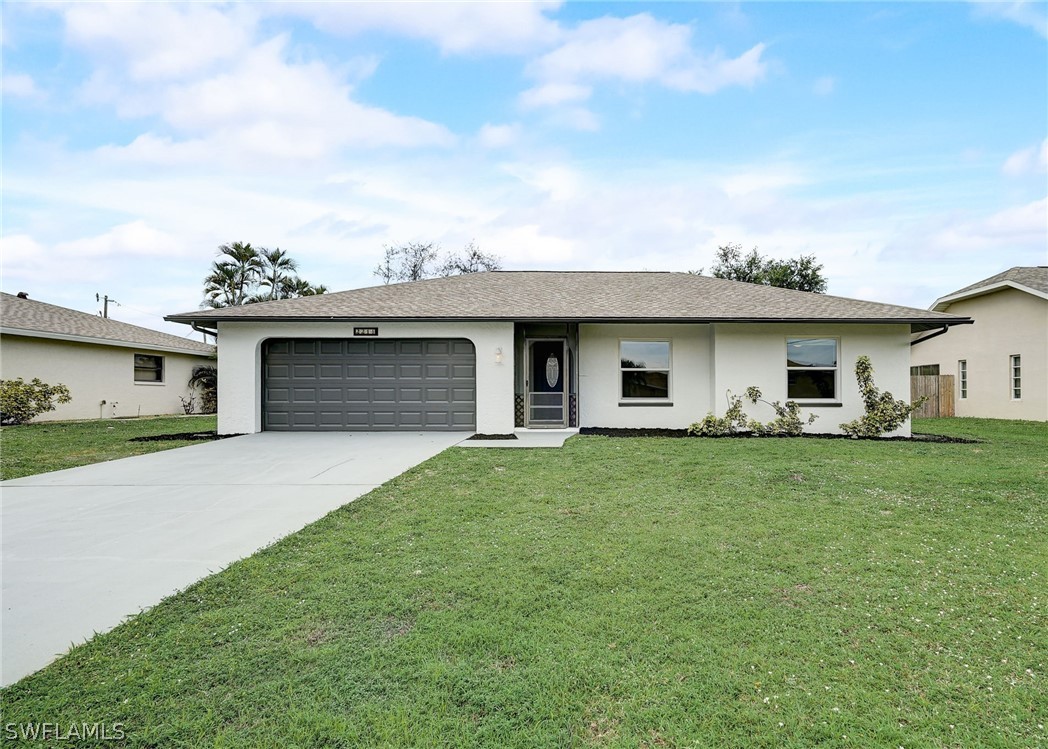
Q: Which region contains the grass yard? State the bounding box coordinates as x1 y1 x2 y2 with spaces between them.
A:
2 418 1045 747
0 415 218 481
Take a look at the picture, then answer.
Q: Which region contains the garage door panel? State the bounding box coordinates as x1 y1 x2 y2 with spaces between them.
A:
346 364 369 379
399 388 423 402
264 338 476 432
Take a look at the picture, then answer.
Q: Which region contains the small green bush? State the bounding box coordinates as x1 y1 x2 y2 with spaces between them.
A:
0 378 72 425
688 387 817 437
840 355 924 437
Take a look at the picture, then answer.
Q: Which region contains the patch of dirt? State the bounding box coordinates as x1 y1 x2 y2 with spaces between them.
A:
127 432 238 442
466 433 518 440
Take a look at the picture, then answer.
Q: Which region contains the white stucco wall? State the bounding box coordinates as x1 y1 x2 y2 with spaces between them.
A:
0 335 213 421
215 320 515 435
578 323 712 429
910 289 1047 421
710 323 914 435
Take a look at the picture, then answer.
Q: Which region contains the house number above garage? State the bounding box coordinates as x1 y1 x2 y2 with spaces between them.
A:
353 327 378 336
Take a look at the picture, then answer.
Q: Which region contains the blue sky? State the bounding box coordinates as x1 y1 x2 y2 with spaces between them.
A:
2 1 1045 337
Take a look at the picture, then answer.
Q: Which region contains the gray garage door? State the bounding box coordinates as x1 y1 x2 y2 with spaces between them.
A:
263 338 476 431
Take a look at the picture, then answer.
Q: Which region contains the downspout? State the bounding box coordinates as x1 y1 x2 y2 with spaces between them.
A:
909 325 950 347
191 322 218 341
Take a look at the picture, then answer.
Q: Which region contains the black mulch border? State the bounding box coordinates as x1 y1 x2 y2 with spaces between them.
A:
466 433 519 441
128 432 244 443
578 427 980 444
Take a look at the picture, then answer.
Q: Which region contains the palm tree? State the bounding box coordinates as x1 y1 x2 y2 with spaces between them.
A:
281 277 328 298
258 247 299 301
187 365 217 413
202 242 261 307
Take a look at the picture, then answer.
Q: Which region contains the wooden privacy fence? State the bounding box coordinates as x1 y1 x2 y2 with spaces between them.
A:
910 374 955 418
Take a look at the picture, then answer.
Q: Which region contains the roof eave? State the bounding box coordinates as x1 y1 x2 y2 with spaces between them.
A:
932 280 1048 311
167 314 971 330
1 326 216 356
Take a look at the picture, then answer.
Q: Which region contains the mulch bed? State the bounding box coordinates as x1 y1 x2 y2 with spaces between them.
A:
128 432 241 443
465 433 519 441
578 427 980 443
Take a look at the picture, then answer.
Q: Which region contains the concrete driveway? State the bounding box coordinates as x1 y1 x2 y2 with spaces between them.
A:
0 431 465 686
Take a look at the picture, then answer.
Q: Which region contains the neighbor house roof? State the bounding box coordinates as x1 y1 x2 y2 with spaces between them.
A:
166 271 969 333
931 266 1048 311
1 293 216 355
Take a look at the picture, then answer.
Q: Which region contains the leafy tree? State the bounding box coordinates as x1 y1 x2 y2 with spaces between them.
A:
201 242 325 308
0 378 72 425
374 241 502 284
440 241 502 276
709 243 827 293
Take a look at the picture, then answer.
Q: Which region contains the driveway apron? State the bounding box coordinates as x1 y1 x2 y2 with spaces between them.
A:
0 431 464 686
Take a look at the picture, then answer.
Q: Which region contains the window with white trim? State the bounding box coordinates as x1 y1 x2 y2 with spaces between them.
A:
786 338 838 400
620 340 670 400
134 354 164 383
958 360 967 399
1010 354 1021 400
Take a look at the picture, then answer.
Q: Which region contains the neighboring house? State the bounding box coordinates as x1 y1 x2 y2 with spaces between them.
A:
1 292 216 421
911 267 1048 421
167 272 969 437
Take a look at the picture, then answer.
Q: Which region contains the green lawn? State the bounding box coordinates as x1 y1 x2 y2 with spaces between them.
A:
2 418 1045 747
0 415 218 480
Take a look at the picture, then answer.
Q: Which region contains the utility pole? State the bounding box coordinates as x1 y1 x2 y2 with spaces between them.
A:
96 293 117 318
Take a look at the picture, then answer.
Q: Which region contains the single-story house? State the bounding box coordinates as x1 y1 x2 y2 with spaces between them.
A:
1 292 216 421
911 266 1047 421
166 271 970 437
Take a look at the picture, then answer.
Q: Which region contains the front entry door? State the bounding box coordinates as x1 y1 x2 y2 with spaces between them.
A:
527 340 567 427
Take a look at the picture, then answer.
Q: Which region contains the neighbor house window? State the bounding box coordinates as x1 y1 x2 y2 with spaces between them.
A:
134 354 164 383
786 338 838 399
910 364 939 376
620 340 670 399
958 360 967 399
1010 355 1021 400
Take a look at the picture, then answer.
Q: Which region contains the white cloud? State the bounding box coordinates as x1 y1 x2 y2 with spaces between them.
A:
1 222 187 286
813 75 836 96
63 2 257 81
1002 138 1048 176
518 82 592 110
477 123 521 149
1 73 43 99
92 35 454 165
525 14 768 98
54 220 184 258
971 1 1048 38
270 1 564 55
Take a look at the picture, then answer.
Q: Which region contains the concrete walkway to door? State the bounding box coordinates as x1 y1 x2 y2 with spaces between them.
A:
0 431 465 686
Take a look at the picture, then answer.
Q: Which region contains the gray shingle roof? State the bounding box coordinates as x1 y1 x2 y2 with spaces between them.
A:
2 293 215 355
940 266 1048 299
167 272 967 332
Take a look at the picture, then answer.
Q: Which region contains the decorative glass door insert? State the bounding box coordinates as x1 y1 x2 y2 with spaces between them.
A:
527 340 566 427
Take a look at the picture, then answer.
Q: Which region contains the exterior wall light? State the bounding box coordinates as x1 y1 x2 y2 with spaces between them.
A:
495 347 504 365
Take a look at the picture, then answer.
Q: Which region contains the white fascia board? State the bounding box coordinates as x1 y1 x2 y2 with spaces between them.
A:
0 327 215 357
931 281 1048 312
